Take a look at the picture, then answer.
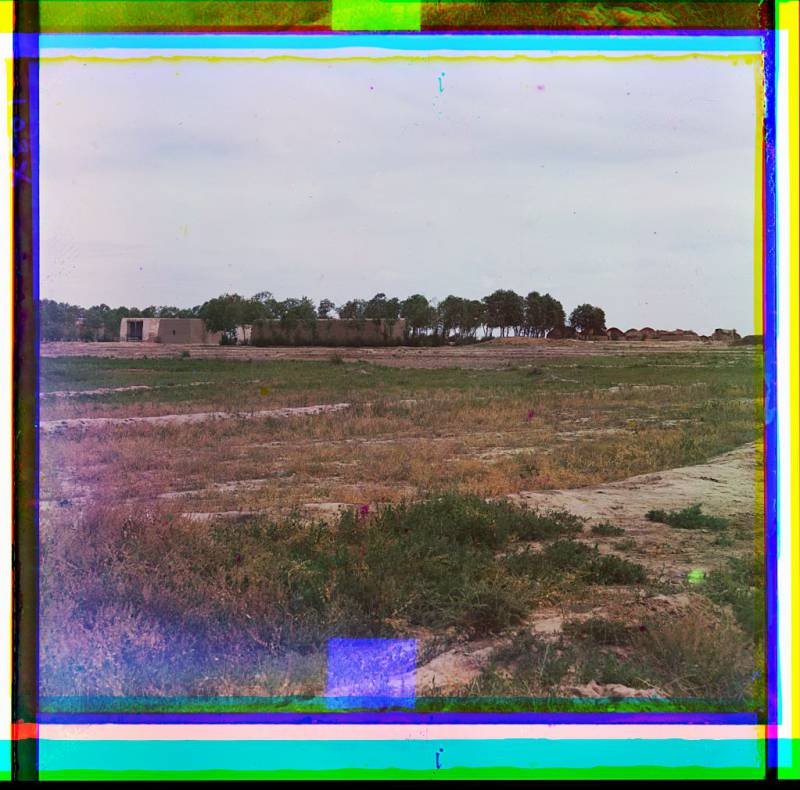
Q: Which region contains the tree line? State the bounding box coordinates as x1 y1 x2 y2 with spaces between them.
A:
40 291 607 342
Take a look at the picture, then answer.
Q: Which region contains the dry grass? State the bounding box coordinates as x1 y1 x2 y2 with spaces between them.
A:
40 496 591 697
41 355 759 516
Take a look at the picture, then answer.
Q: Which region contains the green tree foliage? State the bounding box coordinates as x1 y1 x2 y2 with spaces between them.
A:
525 292 566 337
436 296 485 339
364 293 401 321
483 289 525 337
569 303 606 335
276 297 315 321
153 305 197 319
337 299 367 320
542 294 566 335
198 293 255 340
275 297 317 330
400 294 435 337
317 298 337 319
439 295 464 338
252 291 281 319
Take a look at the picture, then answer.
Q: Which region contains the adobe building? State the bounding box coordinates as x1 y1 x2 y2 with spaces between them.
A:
656 329 700 341
606 327 624 341
120 317 222 344
546 325 577 339
712 328 741 342
251 318 406 346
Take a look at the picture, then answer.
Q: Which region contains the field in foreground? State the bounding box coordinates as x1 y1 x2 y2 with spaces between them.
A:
38 342 764 711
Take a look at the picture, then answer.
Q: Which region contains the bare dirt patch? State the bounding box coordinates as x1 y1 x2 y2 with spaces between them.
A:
510 443 757 583
40 402 351 433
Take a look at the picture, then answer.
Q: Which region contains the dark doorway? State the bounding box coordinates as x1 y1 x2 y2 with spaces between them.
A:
126 320 143 341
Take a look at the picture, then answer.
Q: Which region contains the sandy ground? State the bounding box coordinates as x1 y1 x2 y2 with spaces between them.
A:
40 338 741 368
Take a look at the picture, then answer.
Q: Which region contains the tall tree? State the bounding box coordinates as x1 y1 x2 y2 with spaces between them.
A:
462 299 486 339
439 295 464 338
338 299 367 320
199 293 251 341
524 291 545 337
317 298 337 319
483 289 524 337
400 294 434 337
569 303 606 335
277 297 316 327
541 293 566 335
253 291 280 319
364 293 401 320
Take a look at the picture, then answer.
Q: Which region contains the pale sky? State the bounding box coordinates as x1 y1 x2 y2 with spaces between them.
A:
40 54 758 334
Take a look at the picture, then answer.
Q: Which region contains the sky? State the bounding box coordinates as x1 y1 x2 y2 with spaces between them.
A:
40 53 758 334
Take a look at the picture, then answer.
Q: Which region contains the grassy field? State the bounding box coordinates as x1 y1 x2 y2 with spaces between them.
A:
38 343 765 712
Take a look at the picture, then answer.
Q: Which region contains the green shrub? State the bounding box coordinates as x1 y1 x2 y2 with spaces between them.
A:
581 554 648 585
542 539 594 570
514 509 584 541
591 523 625 537
505 539 646 587
646 504 728 531
704 556 761 637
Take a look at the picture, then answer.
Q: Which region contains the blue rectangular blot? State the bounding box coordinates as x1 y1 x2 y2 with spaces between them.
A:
326 638 416 710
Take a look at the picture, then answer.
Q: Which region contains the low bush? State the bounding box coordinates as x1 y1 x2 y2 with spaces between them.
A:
590 523 625 537
646 503 728 531
504 539 647 586
583 553 648 585
704 556 761 637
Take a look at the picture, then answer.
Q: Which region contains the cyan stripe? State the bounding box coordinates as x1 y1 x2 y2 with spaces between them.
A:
38 33 765 53
37 738 763 773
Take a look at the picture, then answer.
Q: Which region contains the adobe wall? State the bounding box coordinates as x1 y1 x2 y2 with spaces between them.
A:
120 317 160 342
156 318 220 343
120 317 222 344
252 318 406 346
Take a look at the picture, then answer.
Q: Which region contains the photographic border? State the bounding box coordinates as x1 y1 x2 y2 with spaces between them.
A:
7 0 797 780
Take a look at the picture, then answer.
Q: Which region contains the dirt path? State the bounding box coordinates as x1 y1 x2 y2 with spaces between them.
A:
39 402 351 433
42 379 270 399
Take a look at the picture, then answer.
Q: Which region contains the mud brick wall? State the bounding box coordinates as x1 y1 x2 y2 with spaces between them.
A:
252 318 406 346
